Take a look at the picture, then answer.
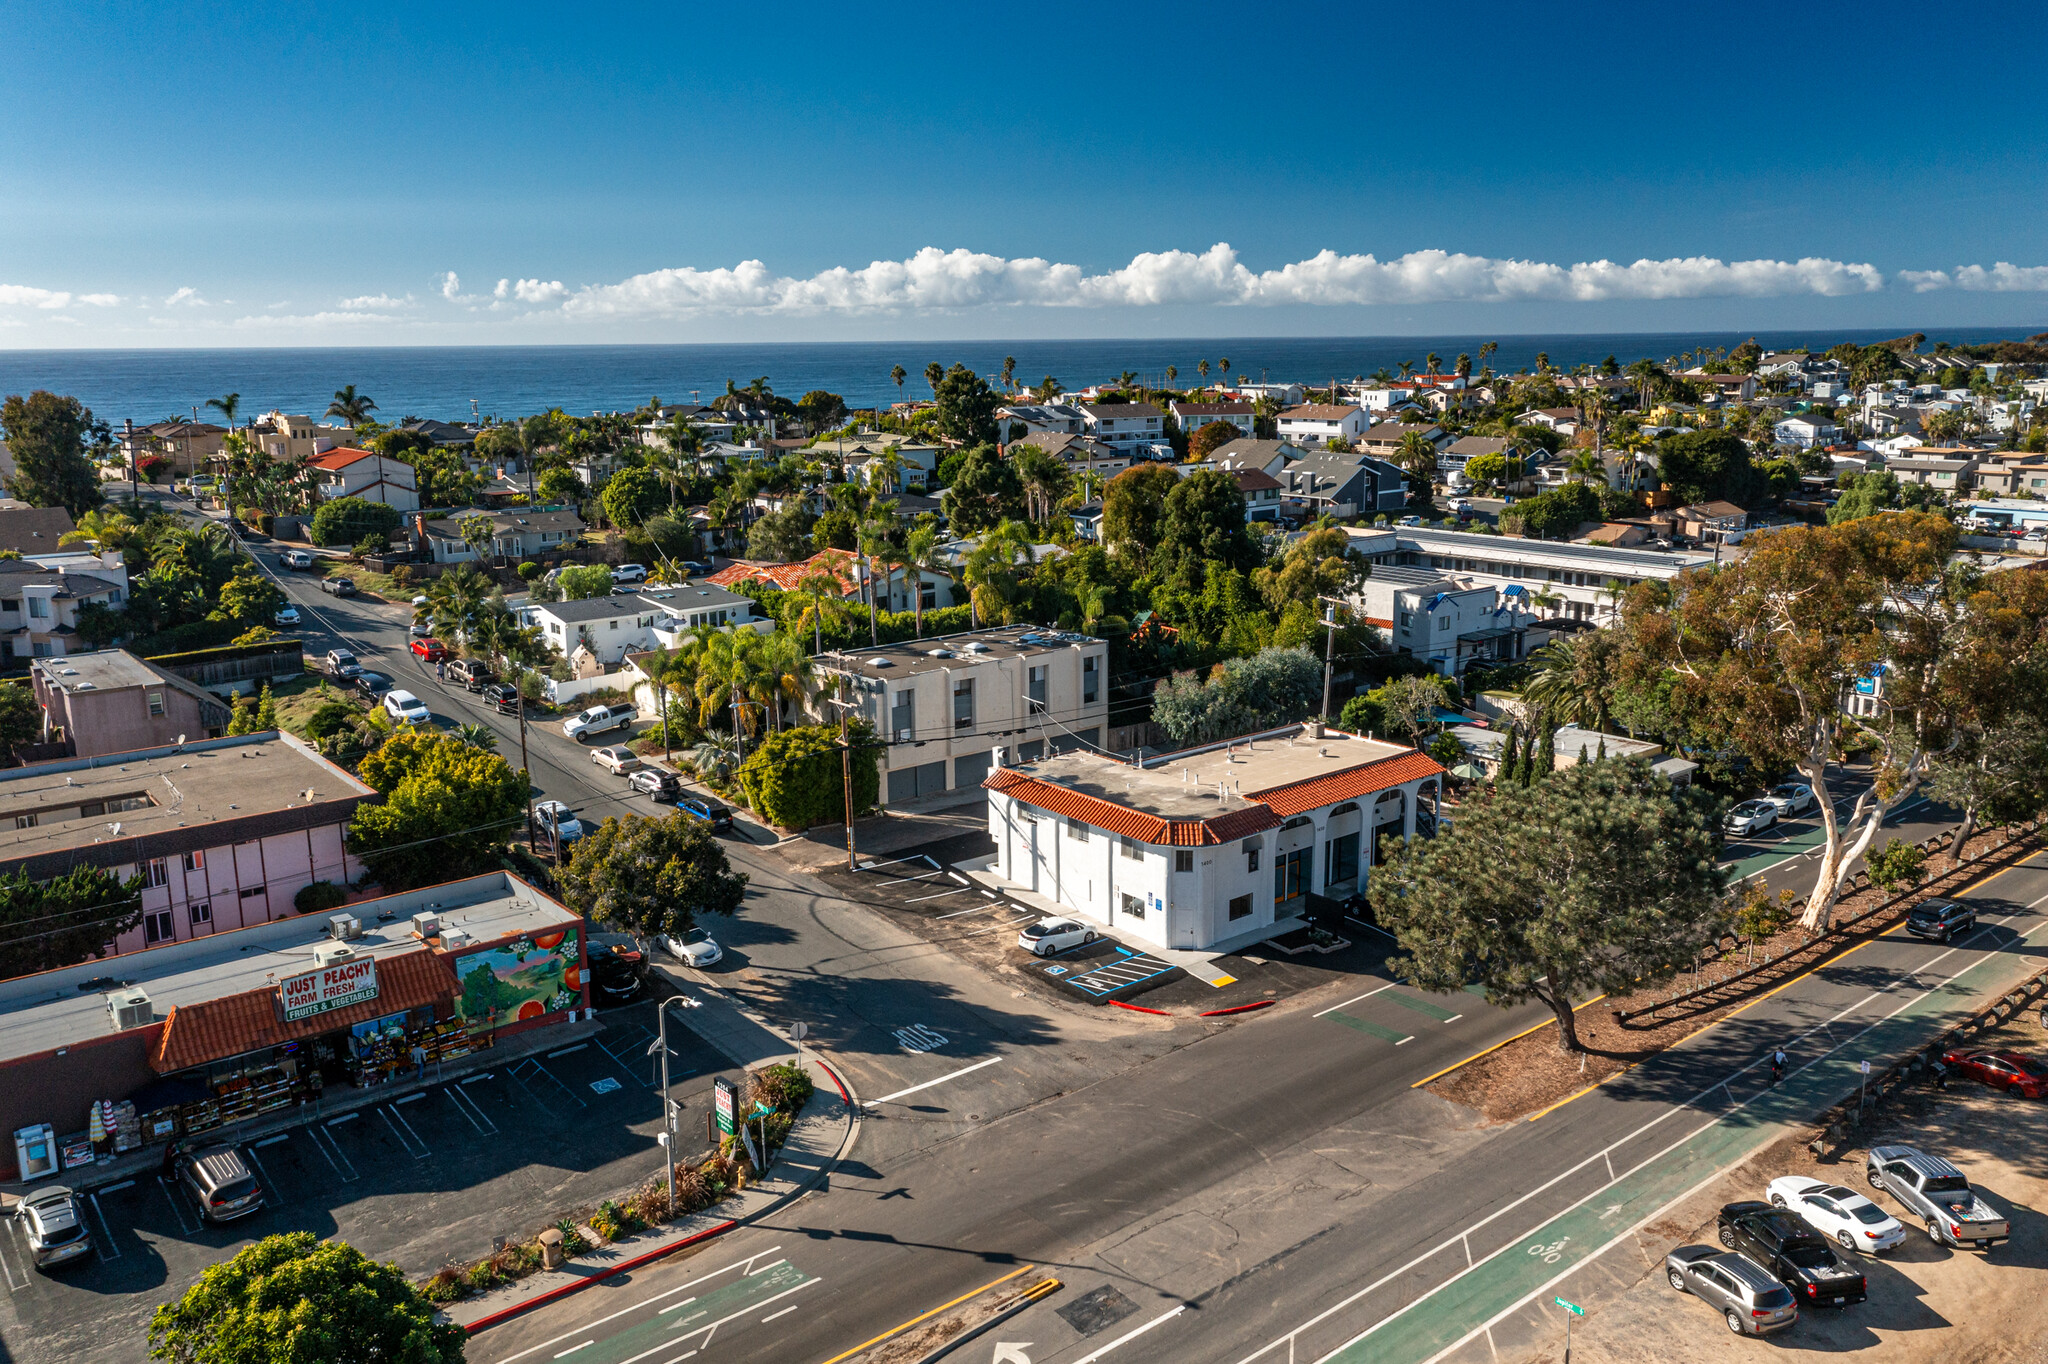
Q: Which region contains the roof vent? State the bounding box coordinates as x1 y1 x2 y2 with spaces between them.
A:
867 658 893 667
928 649 954 659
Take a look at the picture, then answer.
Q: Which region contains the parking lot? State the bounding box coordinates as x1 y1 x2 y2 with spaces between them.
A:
0 997 736 1364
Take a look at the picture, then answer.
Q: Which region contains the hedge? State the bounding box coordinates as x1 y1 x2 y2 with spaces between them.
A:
738 721 879 829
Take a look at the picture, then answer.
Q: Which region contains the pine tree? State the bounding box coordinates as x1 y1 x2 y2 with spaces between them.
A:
1533 724 1555 781
226 691 255 736
253 684 278 732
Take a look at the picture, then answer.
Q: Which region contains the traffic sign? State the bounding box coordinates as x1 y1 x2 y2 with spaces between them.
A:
1554 1296 1583 1316
789 1021 809 1041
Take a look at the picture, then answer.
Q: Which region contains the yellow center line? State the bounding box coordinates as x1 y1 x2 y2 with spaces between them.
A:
814 1263 1036 1364
1408 995 1607 1090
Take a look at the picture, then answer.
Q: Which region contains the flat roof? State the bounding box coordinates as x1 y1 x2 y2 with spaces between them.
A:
1379 526 1715 575
1020 728 1417 822
0 871 577 1066
817 625 1103 682
0 733 372 865
33 651 161 694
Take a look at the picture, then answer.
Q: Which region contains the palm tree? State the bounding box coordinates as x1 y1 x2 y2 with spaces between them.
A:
1218 358 1231 386
756 632 813 730
326 385 377 429
1398 360 1415 380
1480 341 1498 374
791 565 851 653
204 393 241 433
1197 360 1211 386
1038 375 1063 400
1521 635 1611 733
452 723 498 752
900 523 945 638
641 647 690 760
1001 356 1017 392
61 508 141 556
1567 448 1607 487
705 485 745 553
1117 370 1138 393
1535 352 1551 374
1454 354 1472 380
871 447 906 497
1425 352 1443 376
924 362 944 397
890 364 907 402
963 519 1036 627
1165 365 1178 386
857 514 896 644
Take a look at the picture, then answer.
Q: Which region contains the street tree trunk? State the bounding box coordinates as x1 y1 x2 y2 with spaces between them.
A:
1534 972 1583 1054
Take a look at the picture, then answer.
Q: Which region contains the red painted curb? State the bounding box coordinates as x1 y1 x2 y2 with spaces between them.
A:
817 1057 851 1105
1199 1000 1277 1017
463 1218 738 1334
1111 1000 1172 1015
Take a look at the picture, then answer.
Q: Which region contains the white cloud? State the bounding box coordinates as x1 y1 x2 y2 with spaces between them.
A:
164 286 208 307
340 292 414 309
0 284 120 309
494 279 510 299
231 310 402 329
1898 270 1952 292
1952 263 2048 292
557 243 1887 318
511 278 567 304
439 271 463 300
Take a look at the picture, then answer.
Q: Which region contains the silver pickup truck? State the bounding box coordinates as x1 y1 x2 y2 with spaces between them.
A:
1866 1145 2009 1249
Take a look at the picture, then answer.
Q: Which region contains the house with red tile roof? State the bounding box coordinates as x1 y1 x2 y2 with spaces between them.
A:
984 724 1444 952
305 446 419 511
706 548 959 615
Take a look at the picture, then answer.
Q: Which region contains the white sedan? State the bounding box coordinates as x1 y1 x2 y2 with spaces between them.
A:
1765 782 1816 817
591 745 641 775
1723 800 1778 837
662 926 723 967
1018 918 1096 957
1767 1176 1906 1253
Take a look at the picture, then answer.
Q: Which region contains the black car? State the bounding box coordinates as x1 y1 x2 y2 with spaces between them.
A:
587 941 645 1005
353 671 393 701
481 682 522 715
1905 898 1975 942
681 560 713 577
678 794 733 831
628 768 683 802
1717 1202 1867 1307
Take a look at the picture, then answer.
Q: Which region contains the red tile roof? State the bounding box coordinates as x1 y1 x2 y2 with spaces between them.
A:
983 769 1281 846
1246 750 1447 818
305 446 376 471
150 948 459 1074
705 549 860 596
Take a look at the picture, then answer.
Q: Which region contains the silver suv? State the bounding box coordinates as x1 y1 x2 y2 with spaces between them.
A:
15 1185 91 1269
175 1144 265 1223
1665 1244 1798 1335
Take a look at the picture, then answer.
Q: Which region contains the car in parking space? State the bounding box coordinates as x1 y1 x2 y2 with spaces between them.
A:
662 925 723 967
320 576 357 596
383 690 431 726
1904 897 1976 942
352 671 393 702
587 939 646 1004
408 619 433 637
676 793 733 830
592 745 641 775
1765 1176 1906 1253
449 658 495 691
175 1144 265 1223
629 767 683 802
1866 1144 2009 1248
564 702 636 741
279 549 315 570
611 562 648 584
533 799 583 844
1664 1245 1798 1335
1723 800 1778 836
14 1185 91 1269
410 637 447 661
326 648 363 677
275 604 300 626
1018 918 1096 957
481 681 522 715
1717 1201 1867 1307
1937 1047 2048 1099
1764 782 1815 816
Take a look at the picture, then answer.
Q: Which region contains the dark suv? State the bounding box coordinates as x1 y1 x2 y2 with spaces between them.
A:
448 659 496 691
1905 898 1975 942
480 682 522 715
1717 1202 1867 1307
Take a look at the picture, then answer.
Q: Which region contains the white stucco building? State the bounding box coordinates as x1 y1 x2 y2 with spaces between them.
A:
983 725 1444 952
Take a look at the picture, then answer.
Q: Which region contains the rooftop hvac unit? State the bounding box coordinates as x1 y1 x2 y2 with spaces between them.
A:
410 911 440 939
313 941 357 968
328 913 362 941
106 987 153 1031
440 926 471 950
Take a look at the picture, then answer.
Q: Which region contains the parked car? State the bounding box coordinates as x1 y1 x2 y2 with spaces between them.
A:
326 648 362 677
1904 897 1975 942
588 941 645 1004
1716 1202 1867 1307
662 925 723 967
274 604 300 626
1018 918 1096 957
279 549 315 570
629 767 683 801
408 620 432 637
1764 782 1815 816
412 594 430 610
677 794 733 831
1664 1245 1798 1335
1723 800 1778 836
352 671 393 701
533 799 583 844
590 745 639 775
410 637 447 661
175 1144 265 1223
1866 1144 2010 1248
14 1185 91 1269
320 576 357 596
681 560 713 577
1765 1176 1906 1253
611 562 648 584
448 659 495 691
383 690 431 726
1937 1047 2048 1099
1398 514 1423 526
564 702 636 741
481 681 522 715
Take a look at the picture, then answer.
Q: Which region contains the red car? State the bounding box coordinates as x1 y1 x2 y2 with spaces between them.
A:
410 637 447 662
1939 1048 2048 1098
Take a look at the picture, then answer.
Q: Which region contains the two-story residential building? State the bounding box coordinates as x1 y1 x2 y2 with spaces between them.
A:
31 651 232 758
1387 580 1541 675
122 421 227 479
1281 452 1409 519
708 548 959 616
1168 401 1255 441
1231 382 1306 407
816 626 1109 806
1774 415 1841 449
1675 501 1749 543
1012 432 1130 481
983 724 1444 952
305 447 420 512
1277 404 1370 449
1198 438 1301 478
1884 447 1983 492
1358 421 1445 457
1971 454 2048 498
1078 403 1167 459
0 559 127 661
1229 468 1284 521
997 404 1088 441
528 585 762 668
243 413 353 464
0 506 77 556
414 508 585 563
1344 525 1713 625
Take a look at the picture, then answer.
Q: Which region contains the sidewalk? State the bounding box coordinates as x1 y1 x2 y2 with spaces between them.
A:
776 788 991 872
449 985 859 1332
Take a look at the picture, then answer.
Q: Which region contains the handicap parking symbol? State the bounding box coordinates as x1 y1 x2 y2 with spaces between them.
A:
1044 965 1068 976
590 1077 623 1095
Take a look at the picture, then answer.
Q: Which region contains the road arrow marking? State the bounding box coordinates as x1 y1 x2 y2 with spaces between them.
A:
1600 1204 1623 1219
992 1345 1032 1364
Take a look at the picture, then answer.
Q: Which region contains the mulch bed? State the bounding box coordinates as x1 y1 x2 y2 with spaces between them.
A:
1426 824 2040 1123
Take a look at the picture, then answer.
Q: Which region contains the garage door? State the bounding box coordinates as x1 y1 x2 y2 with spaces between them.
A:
885 760 948 803
954 750 992 788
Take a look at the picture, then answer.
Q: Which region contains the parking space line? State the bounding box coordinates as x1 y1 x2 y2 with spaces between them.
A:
326 1112 359 1127
252 1133 290 1148
869 1056 1004 1106
548 1044 588 1059
382 1106 431 1159
1313 981 1398 1018
0 1222 29 1291
511 1057 588 1111
157 1176 201 1235
85 1192 121 1261
394 1092 425 1106
306 1122 359 1182
444 1084 498 1134
935 901 1002 919
241 1144 280 1207
905 887 971 904
461 1070 496 1085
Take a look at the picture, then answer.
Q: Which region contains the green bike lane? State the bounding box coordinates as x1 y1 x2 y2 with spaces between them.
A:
485 1253 819 1364
1325 909 2045 1364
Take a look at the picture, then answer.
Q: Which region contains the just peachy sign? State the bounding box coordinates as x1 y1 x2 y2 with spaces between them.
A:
278 955 380 1021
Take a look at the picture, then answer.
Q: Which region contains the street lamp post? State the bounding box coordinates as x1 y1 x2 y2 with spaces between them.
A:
646 995 702 1211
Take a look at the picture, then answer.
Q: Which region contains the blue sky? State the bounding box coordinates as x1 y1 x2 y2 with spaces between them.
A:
5 0 2047 346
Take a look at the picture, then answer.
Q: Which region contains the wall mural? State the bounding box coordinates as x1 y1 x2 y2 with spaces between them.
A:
454 927 582 1028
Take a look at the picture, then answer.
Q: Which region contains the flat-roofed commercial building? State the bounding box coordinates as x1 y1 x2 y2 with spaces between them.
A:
1346 526 1713 624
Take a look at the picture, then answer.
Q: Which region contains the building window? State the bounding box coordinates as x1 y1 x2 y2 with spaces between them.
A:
148 691 165 716
1119 835 1143 861
1229 893 1254 921
1399 612 1412 627
189 901 212 926
27 597 47 619
953 678 974 731
13 813 35 830
1120 892 1145 920
1243 837 1261 873
145 858 169 888
1066 817 1088 842
1028 665 1047 714
891 689 915 740
239 885 264 900
1175 849 1194 873
1083 655 1099 704
1438 615 1451 631
1274 847 1311 904
143 908 174 944
182 850 204 872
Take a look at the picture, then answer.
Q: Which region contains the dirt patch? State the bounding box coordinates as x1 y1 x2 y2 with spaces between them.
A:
1428 828 2040 1123
1500 1012 2048 1363
837 1277 1057 1364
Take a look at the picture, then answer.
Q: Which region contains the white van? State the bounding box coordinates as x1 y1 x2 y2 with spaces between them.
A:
564 702 636 741
383 690 431 726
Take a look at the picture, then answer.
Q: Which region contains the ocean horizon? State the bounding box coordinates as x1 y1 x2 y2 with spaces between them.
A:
0 327 2035 428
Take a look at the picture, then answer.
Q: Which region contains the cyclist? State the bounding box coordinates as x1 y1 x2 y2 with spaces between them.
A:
1769 1047 1788 1086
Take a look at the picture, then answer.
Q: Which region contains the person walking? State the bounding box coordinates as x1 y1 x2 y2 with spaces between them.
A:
410 1041 428 1080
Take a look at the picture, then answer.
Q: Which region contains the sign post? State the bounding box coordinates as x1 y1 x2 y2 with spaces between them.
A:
1555 1296 1582 1363
1859 1058 1872 1111
789 1020 808 1069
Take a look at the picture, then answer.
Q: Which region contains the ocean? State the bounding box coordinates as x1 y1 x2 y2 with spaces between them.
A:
0 329 2035 427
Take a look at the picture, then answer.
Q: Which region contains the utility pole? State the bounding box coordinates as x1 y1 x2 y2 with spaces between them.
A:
1321 602 1337 720
833 676 857 870
517 683 533 848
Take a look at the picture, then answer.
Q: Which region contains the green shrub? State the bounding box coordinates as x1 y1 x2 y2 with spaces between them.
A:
517 560 542 581
421 1269 464 1303
463 1259 497 1291
294 881 349 917
310 496 401 548
553 1219 590 1257
738 721 879 829
750 1061 814 1113
303 700 357 741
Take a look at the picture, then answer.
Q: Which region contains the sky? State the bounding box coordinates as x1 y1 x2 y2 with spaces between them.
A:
5 0 2048 347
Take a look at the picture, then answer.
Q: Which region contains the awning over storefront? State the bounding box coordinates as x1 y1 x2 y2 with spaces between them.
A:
149 948 459 1075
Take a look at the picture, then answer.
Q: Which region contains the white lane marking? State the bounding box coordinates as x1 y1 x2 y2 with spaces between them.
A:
461 1070 496 1084
1072 1304 1187 1363
326 1112 358 1127
252 1133 290 1148
860 855 926 870
241 1145 279 1208
0 1222 29 1291
442 1085 490 1135
86 1192 121 1261
385 1105 431 1159
394 1092 425 1106
97 1179 135 1193
905 887 972 904
935 901 1001 919
554 1344 595 1359
869 1056 1004 1106
656 1296 699 1315
760 1305 800 1324
157 1176 199 1235
668 1278 818 1347
308 1122 359 1181
947 871 970 885
492 1247 783 1363
893 1024 949 1053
